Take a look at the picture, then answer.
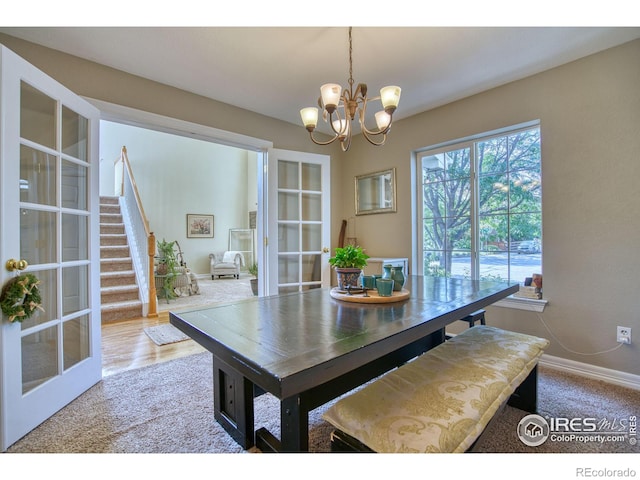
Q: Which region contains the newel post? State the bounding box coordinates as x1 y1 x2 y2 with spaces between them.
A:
147 232 158 317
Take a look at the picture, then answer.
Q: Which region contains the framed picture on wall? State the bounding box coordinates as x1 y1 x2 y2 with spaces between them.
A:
187 214 214 238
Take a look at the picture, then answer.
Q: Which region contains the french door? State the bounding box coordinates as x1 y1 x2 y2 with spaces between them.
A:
0 45 101 451
266 149 331 295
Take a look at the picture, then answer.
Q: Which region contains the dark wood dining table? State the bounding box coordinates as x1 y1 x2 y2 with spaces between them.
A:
170 275 519 452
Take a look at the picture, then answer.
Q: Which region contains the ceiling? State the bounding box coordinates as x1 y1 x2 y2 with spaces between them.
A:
1 27 639 132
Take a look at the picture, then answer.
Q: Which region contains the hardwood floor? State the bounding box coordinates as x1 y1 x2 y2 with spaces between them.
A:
101 311 205 377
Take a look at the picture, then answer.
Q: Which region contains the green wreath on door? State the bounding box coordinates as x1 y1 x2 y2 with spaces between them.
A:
0 273 44 323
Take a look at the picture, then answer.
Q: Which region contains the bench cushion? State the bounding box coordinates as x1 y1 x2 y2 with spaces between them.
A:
322 325 549 453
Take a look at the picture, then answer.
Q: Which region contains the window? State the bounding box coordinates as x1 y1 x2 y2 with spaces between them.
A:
417 124 541 285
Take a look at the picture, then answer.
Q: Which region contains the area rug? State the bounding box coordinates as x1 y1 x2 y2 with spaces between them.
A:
143 324 190 346
157 275 254 313
7 352 640 454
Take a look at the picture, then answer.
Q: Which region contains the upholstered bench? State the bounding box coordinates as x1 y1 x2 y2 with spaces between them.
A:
322 325 549 453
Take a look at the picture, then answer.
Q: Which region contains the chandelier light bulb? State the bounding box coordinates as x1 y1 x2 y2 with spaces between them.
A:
332 118 350 137
300 107 319 130
375 111 391 130
320 84 342 113
380 86 401 113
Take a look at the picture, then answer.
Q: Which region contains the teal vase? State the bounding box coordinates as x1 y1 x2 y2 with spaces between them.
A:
382 264 393 280
391 266 405 291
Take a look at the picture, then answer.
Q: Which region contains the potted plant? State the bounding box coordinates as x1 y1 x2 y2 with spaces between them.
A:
248 262 258 296
328 244 369 290
156 238 178 301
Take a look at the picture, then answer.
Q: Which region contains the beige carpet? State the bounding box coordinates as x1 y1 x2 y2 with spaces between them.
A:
7 352 639 454
157 274 255 313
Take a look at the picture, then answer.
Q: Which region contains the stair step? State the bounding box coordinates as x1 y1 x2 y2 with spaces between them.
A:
100 217 122 225
100 245 130 258
100 234 128 246
99 214 123 219
100 300 143 323
100 204 121 215
101 257 134 272
100 223 125 235
101 270 136 285
100 196 120 205
101 284 139 303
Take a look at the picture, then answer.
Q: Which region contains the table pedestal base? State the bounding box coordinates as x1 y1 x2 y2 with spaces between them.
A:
212 330 445 452
213 355 255 449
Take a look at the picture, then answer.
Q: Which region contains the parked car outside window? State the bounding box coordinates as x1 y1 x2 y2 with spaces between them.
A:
517 240 541 254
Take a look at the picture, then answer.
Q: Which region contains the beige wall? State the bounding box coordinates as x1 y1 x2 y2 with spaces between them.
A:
1 33 638 377
338 39 640 376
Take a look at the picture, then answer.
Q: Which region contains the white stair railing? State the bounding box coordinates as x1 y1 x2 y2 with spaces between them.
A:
114 146 157 317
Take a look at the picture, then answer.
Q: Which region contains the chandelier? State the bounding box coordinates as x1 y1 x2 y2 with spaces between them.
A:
300 27 401 152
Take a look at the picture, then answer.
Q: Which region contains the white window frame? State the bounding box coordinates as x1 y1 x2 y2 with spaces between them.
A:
412 120 547 311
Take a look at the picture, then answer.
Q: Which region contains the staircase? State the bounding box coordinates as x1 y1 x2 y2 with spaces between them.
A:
100 196 143 323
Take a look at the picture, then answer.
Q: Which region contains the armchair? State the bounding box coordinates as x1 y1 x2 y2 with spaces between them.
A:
209 251 244 279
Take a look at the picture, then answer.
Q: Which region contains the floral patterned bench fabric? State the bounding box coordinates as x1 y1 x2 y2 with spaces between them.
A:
322 325 550 453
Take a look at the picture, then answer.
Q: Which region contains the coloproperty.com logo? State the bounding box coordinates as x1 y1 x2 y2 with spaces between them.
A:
517 414 637 447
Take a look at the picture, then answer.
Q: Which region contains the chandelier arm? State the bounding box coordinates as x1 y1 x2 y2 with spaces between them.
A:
328 108 348 136
357 94 393 136
307 131 340 146
361 129 388 147
356 108 392 137
340 132 352 152
360 118 393 136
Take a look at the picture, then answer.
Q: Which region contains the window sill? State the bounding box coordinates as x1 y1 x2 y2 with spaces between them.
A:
493 295 547 312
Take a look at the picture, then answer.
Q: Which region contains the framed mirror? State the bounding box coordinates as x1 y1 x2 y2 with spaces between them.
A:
355 168 397 215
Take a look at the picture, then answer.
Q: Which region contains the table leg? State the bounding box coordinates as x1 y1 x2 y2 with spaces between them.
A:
254 395 308 453
280 395 309 452
213 355 255 449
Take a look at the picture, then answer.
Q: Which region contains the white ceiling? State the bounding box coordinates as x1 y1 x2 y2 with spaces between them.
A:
1 27 639 132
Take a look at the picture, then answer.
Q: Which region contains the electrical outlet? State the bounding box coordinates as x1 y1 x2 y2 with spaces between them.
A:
617 326 632 344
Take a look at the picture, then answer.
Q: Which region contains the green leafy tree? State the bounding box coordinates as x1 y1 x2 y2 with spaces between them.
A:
423 128 541 276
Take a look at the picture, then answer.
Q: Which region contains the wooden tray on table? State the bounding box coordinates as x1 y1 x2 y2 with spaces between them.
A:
330 287 410 304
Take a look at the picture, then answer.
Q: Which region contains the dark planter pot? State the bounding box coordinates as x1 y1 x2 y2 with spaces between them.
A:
250 278 258 296
335 268 362 290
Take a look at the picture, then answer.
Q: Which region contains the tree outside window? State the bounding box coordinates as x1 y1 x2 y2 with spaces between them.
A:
419 125 541 283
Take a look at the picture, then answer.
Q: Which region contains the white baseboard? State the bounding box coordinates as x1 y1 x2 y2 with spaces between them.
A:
539 354 640 391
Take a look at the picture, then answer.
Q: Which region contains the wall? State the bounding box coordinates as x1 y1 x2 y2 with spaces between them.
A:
99 121 253 275
1 33 638 377
338 39 640 377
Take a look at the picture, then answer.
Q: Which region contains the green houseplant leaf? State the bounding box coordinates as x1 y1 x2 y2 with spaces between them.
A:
328 245 369 269
156 238 178 301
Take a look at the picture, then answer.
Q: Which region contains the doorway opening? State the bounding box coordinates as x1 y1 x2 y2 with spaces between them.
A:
95 103 271 377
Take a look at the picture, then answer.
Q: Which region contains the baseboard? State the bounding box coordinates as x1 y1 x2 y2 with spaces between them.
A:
539 354 640 391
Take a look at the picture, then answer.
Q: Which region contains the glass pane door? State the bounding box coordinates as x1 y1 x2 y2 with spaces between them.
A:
1 45 101 451
267 149 330 296
19 80 93 388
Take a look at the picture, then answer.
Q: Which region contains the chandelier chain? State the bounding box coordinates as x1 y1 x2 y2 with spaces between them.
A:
348 27 354 89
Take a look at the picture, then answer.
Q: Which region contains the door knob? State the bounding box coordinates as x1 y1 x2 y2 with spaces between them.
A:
322 247 330 253
6 259 28 272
